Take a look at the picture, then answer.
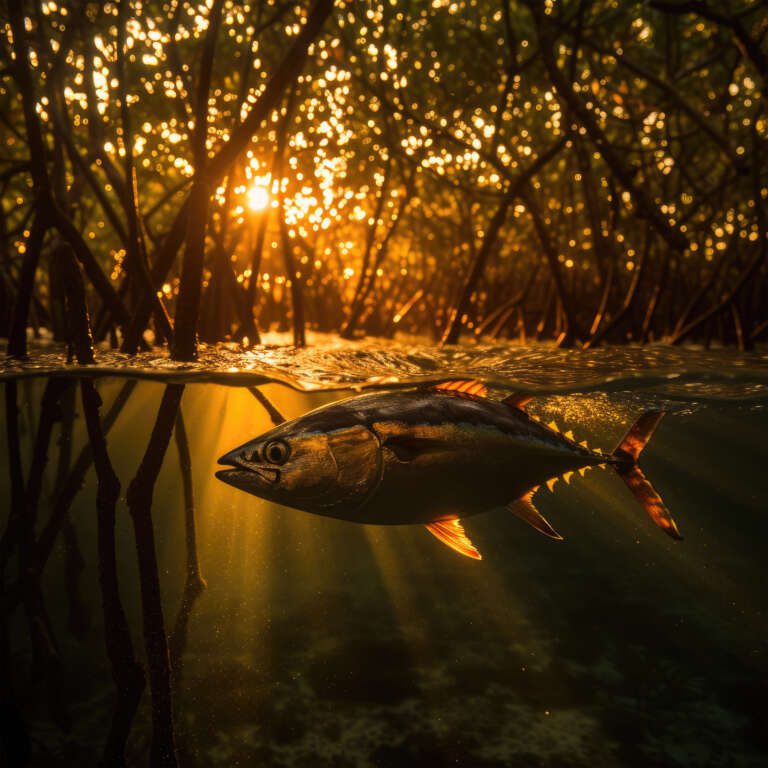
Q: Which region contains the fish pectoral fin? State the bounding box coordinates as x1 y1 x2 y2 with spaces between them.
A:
502 393 535 411
383 435 443 462
425 520 482 560
431 379 488 398
507 493 563 540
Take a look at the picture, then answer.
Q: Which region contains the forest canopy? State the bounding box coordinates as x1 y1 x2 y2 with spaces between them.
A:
1 0 766 359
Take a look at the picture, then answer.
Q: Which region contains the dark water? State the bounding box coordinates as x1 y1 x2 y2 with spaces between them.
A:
1 342 767 767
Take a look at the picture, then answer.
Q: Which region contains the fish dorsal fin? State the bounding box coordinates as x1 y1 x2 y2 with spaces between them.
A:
425 519 482 560
432 379 488 398
507 493 563 540
502 393 534 411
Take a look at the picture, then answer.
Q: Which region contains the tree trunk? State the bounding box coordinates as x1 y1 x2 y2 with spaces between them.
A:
172 0 223 360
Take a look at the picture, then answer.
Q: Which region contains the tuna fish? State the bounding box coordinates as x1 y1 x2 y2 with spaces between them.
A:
216 380 681 559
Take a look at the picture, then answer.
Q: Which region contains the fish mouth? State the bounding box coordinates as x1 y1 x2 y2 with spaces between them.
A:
215 465 280 489
217 450 280 485
217 447 246 468
215 467 251 487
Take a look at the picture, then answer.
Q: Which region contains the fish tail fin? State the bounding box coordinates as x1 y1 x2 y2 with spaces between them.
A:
611 411 682 540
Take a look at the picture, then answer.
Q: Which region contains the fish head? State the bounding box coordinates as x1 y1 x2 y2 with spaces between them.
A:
216 409 382 516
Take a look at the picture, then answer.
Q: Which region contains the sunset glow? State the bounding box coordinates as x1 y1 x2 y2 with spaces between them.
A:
2 0 766 354
247 185 270 213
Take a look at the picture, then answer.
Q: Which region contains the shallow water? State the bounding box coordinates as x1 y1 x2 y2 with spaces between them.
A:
1 343 767 767
5 335 768 400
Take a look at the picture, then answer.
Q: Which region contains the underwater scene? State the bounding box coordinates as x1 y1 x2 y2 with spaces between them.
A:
1 342 767 768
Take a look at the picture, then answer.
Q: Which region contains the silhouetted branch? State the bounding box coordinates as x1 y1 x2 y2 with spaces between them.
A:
341 155 393 338
5 2 130 353
0 381 31 766
81 379 145 768
249 386 287 426
19 379 73 731
6 213 45 357
649 0 766 78
585 225 651 347
441 136 568 345
168 409 206 697
126 384 185 768
526 2 689 254
172 0 224 361
34 380 136 573
521 183 582 347
53 384 89 638
670 127 766 345
51 242 95 364
1 382 26 596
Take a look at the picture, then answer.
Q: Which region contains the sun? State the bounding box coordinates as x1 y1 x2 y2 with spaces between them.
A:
246 184 270 212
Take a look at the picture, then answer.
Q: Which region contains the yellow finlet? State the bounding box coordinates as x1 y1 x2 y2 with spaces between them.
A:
563 471 574 484
564 429 574 441
547 420 559 432
546 477 558 492
433 379 488 398
579 440 589 449
578 467 588 477
425 519 482 560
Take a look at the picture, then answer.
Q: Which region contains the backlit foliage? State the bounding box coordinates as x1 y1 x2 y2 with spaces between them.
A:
1 0 766 348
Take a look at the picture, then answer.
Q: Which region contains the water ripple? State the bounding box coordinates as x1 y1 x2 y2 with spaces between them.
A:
2 334 768 402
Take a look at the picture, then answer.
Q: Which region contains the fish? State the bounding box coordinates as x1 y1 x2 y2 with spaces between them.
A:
216 380 681 560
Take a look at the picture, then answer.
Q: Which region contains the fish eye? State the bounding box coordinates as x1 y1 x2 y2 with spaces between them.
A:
263 439 290 465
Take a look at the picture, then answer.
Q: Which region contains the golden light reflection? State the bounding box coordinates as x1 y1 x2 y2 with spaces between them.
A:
362 526 431 661
189 384 280 672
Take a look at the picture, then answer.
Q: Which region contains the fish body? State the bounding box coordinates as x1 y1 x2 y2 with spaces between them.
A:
217 381 680 559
